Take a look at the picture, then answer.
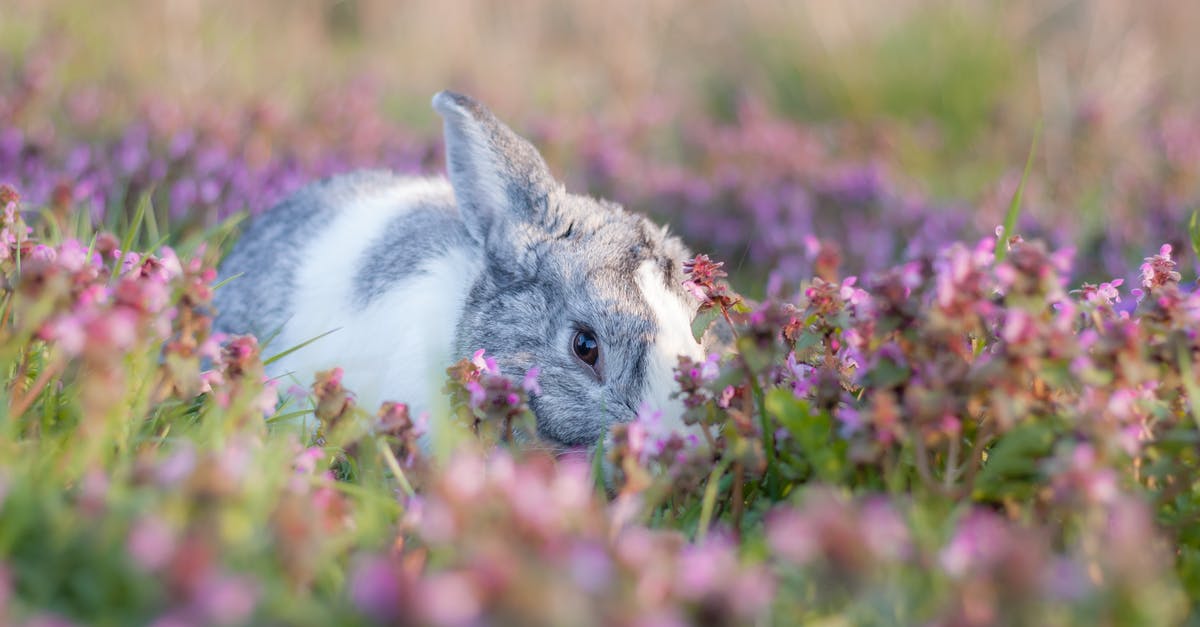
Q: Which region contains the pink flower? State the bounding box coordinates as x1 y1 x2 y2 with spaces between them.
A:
470 348 500 375
698 353 721 381
860 499 911 561
837 406 863 436
349 556 405 622
626 403 681 463
568 542 613 593
1140 243 1181 290
938 511 1011 578
676 537 738 599
416 573 481 626
839 276 870 309
682 280 708 301
157 246 184 279
41 314 87 355
253 380 279 416
465 380 487 409
1049 443 1118 505
1001 309 1037 345
195 575 258 626
127 516 177 572
765 507 815 564
785 352 817 398
156 443 197 486
1078 278 1123 306
292 447 326 475
442 453 487 502
522 366 542 395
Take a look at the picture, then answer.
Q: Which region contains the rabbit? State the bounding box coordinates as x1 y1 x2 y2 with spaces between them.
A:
213 91 706 448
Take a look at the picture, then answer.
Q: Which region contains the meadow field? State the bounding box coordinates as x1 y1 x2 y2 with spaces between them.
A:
2 1 1200 624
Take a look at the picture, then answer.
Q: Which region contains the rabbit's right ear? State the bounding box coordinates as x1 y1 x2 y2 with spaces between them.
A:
432 91 560 245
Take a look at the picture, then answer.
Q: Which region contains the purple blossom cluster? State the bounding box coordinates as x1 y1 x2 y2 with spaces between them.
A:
1 66 433 232
5 53 1200 624
7 57 1200 291
2 172 1197 623
442 349 541 446
352 451 774 626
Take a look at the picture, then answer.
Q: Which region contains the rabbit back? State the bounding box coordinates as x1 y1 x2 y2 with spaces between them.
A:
215 170 483 414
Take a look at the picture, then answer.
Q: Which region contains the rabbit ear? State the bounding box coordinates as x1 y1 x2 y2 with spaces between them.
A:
432 91 560 244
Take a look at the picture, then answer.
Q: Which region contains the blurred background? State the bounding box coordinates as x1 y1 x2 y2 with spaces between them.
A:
2 0 1199 286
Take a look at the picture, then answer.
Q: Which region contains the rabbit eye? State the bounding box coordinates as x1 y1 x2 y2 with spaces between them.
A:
572 330 600 368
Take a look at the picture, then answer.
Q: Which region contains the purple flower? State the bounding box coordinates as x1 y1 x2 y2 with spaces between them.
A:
568 542 613 593
415 573 481 626
626 403 683 463
470 348 500 375
765 507 815 564
127 516 178 572
938 511 1011 578
676 536 738 599
195 575 259 626
522 366 542 395
349 556 405 622
1140 243 1181 290
465 380 487 410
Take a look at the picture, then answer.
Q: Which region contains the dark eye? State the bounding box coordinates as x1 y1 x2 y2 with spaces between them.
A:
572 329 600 367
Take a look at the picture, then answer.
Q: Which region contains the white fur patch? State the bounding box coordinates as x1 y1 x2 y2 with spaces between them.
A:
634 261 705 433
270 178 481 437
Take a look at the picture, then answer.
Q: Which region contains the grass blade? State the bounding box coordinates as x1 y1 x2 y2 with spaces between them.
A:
1178 345 1200 432
1189 210 1200 258
112 190 152 279
996 121 1042 263
265 408 314 425
211 272 244 292
696 457 730 541
263 328 340 366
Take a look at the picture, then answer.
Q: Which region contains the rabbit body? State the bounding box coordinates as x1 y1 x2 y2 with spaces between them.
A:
214 92 704 447
215 172 481 422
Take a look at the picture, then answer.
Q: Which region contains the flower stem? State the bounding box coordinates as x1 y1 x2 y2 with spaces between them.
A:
696 457 730 541
375 438 415 498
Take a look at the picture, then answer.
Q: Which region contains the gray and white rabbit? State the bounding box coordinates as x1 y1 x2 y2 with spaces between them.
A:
214 91 705 447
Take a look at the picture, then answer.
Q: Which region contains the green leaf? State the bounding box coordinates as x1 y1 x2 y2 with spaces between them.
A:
974 420 1055 500
767 388 811 435
737 336 773 373
864 358 911 389
691 307 721 343
766 389 847 483
793 331 822 352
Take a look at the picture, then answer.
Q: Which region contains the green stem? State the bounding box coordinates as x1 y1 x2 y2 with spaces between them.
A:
375 438 415 498
1177 345 1200 432
696 457 730 541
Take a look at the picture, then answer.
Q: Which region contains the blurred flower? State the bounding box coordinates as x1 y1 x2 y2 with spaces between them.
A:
127 515 178 572
349 556 406 623
1140 243 1181 291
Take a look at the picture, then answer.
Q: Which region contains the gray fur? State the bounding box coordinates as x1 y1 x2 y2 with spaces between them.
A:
354 201 472 307
454 197 680 445
432 91 562 245
215 171 397 337
215 91 698 449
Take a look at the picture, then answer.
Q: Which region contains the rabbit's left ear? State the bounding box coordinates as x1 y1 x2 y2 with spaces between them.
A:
433 91 561 246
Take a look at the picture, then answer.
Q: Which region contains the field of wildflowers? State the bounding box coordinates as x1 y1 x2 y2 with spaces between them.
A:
4 1 1200 625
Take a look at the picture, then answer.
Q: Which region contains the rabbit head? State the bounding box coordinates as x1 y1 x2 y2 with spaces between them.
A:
433 91 705 448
